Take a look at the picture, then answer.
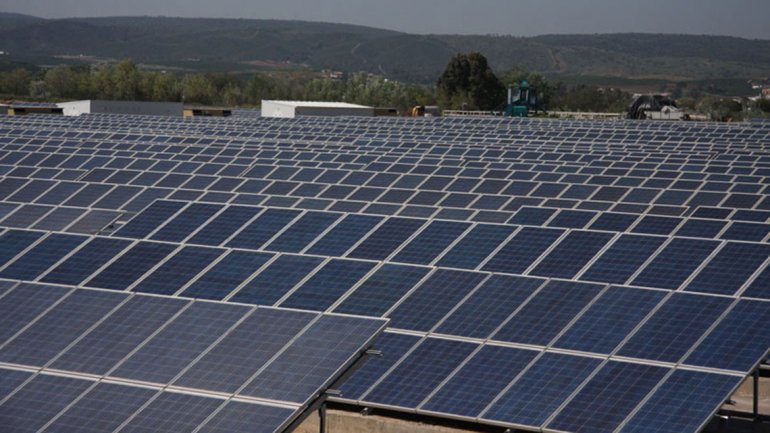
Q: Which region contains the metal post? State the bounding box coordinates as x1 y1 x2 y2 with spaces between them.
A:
319 403 327 433
754 368 760 422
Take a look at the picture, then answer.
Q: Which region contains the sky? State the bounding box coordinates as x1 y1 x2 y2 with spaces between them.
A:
3 0 770 39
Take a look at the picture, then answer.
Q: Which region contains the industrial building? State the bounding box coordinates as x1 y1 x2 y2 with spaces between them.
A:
261 100 375 118
57 100 183 117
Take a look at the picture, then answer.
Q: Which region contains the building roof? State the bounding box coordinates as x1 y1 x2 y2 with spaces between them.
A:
262 100 372 109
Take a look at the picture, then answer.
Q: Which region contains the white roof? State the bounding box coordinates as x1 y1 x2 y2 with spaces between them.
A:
262 100 372 109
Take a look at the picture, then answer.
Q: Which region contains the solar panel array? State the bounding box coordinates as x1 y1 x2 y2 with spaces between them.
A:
2 112 770 433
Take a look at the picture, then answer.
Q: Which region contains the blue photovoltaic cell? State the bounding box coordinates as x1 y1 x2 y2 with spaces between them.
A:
174 308 315 393
675 219 726 239
482 353 602 427
31 207 86 231
0 374 93 433
547 361 670 433
685 242 770 295
436 275 543 339
306 214 382 257
0 368 32 400
334 264 430 317
242 314 386 404
743 265 770 299
437 224 516 269
531 230 614 279
87 241 177 291
0 283 71 345
720 222 770 242
230 255 323 306
196 401 294 433
620 370 742 433
363 338 478 409
0 233 86 281
181 251 273 300
631 216 682 235
483 227 564 274
387 269 487 332
188 205 263 246
150 203 223 243
348 217 425 261
422 346 539 418
510 207 556 225
281 259 375 311
493 280 604 346
118 392 223 433
0 289 126 366
113 200 185 239
51 295 187 375
685 300 770 372
43 382 157 433
264 211 340 253
392 220 470 265
112 302 251 384
226 208 301 249
41 237 131 286
133 246 224 295
581 235 666 284
631 238 720 290
553 286 666 354
338 332 421 400
588 212 639 232
0 230 43 268
617 293 732 363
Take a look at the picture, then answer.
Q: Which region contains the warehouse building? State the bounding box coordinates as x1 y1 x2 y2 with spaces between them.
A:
57 100 183 117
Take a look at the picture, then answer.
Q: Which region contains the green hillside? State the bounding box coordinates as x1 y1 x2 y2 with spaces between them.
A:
0 13 767 86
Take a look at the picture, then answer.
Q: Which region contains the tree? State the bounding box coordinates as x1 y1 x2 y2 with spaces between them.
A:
437 52 505 110
151 73 180 102
44 65 77 98
2 68 32 96
113 59 141 100
182 74 216 105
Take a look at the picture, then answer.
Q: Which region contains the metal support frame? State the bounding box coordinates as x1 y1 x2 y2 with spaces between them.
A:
755 368 760 422
319 404 327 433
281 348 382 433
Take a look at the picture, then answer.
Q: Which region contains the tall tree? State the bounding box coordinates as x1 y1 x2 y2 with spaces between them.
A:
437 52 505 110
113 59 141 100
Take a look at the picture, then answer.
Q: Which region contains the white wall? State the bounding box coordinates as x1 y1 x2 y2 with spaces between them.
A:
57 100 183 117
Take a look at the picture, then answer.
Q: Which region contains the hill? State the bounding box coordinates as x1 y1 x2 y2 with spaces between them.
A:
0 14 768 86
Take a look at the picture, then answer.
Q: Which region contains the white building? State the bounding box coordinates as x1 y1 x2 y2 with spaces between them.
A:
261 100 374 118
57 100 183 117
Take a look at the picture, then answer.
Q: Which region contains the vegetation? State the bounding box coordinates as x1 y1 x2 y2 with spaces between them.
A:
1 13 769 89
1 55 765 120
0 60 434 111
437 53 505 110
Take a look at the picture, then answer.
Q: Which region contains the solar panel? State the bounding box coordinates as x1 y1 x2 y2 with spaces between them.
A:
546 361 670 433
482 352 602 427
617 293 733 363
2 113 770 433
619 370 743 433
363 337 478 408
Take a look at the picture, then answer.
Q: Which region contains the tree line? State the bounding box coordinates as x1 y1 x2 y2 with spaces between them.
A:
1 56 767 119
0 60 434 111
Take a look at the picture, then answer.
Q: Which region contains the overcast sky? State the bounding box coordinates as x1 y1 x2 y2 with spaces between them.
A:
3 0 769 39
